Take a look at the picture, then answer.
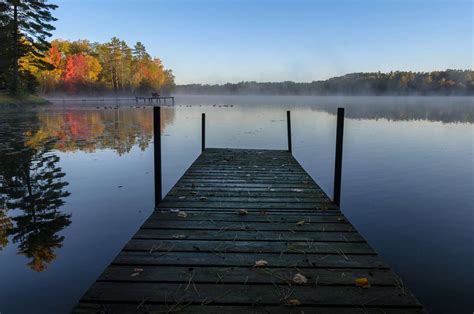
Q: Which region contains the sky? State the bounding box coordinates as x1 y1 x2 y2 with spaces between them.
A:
52 0 473 84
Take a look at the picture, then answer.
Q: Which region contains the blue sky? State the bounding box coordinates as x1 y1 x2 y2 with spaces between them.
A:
52 0 472 84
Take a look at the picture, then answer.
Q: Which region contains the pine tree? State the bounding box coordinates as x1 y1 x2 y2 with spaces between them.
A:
1 0 57 95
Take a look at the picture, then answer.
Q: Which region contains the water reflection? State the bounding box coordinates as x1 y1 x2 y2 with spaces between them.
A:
0 100 472 313
176 95 474 124
0 116 71 272
0 107 175 272
29 108 174 154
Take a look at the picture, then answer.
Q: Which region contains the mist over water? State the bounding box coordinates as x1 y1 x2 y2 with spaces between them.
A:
0 95 472 313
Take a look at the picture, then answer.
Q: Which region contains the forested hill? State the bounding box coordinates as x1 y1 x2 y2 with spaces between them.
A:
176 70 473 95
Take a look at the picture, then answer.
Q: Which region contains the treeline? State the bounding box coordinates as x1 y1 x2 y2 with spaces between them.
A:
176 70 474 96
0 1 174 95
18 38 175 95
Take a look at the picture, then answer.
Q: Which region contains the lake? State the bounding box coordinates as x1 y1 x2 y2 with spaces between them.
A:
0 95 473 313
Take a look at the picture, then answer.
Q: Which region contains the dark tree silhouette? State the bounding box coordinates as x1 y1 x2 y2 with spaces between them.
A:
0 0 57 94
0 115 71 272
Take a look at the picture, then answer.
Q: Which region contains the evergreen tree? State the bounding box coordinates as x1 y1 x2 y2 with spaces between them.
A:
0 0 57 95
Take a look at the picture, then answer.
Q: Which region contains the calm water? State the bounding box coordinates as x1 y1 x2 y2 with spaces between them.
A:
0 95 473 313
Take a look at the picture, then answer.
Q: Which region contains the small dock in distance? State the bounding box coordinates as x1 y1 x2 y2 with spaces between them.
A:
136 93 175 105
74 109 424 313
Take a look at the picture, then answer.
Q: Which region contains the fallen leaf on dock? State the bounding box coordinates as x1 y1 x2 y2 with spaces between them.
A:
172 234 187 239
291 189 303 192
178 211 188 218
292 273 308 284
296 220 305 226
355 277 370 288
254 260 268 267
170 209 179 213
130 269 143 277
238 209 248 215
178 196 186 200
287 299 301 306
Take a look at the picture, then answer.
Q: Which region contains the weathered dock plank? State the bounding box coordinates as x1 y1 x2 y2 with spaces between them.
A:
74 148 423 312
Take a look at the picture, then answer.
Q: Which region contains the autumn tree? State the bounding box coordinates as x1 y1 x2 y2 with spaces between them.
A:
0 0 57 95
35 44 63 93
63 54 102 93
131 42 175 93
30 37 176 95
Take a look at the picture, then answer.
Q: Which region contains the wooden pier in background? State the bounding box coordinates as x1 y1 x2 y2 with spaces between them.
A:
74 109 423 313
135 95 175 105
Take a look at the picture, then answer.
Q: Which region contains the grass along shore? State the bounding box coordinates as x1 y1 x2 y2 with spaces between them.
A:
0 93 50 106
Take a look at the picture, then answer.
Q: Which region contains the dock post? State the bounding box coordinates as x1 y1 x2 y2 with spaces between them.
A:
287 110 292 153
154 106 162 207
333 107 345 206
201 113 206 152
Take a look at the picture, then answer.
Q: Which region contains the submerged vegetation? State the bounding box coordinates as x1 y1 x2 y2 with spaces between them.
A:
177 70 474 96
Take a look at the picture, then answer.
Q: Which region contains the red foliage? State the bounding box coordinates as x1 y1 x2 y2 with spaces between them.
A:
48 46 62 68
62 54 100 93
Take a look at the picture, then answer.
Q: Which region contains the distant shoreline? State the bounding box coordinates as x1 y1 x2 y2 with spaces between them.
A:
175 70 474 96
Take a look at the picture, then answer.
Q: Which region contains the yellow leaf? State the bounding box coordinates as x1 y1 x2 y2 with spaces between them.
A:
177 211 187 218
296 220 305 226
355 277 370 288
287 299 301 305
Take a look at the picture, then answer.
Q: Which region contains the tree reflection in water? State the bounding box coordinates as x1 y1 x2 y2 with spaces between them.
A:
0 115 71 272
0 107 174 271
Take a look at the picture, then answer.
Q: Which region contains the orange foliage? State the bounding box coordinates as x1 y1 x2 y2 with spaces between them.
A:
63 54 101 93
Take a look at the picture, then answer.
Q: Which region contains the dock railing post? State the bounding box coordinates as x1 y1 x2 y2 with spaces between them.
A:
201 113 206 152
154 106 162 207
287 110 292 153
333 107 344 206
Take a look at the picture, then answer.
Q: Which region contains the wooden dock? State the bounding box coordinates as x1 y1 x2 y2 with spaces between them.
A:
136 95 175 105
46 96 175 105
74 147 423 312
